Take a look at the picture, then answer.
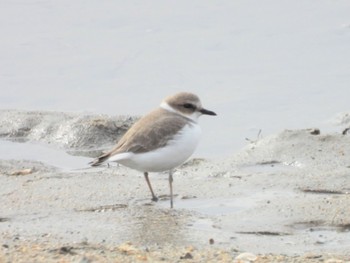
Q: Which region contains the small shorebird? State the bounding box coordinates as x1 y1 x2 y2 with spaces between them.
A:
90 92 216 208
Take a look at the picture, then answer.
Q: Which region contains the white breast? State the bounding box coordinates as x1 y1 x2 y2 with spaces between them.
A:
117 123 202 172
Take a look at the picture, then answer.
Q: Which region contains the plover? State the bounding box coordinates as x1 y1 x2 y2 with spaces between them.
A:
90 92 216 208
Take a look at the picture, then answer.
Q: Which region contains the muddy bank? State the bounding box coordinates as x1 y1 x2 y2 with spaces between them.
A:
1 110 350 262
0 109 137 157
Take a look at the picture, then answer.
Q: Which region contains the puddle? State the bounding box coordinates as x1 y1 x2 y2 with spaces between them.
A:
0 140 90 170
158 195 260 216
173 198 244 216
166 189 293 216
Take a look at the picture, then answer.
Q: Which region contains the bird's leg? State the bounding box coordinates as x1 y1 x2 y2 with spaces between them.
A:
169 170 174 208
144 172 158 202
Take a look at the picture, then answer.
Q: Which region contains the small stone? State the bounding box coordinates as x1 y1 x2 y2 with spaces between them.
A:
234 252 257 262
186 245 195 252
180 252 193 259
181 195 197 200
58 246 75 255
342 127 350 135
209 238 215 245
81 238 88 245
10 168 34 176
118 242 138 255
79 257 92 263
305 254 322 259
137 255 148 261
310 128 320 135
325 259 344 263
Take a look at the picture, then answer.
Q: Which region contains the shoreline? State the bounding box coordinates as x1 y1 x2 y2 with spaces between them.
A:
1 110 350 262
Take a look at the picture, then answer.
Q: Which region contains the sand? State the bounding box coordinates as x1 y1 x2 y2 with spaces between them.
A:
1 110 350 262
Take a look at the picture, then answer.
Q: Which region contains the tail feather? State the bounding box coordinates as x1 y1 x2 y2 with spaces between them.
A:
89 153 111 167
90 151 132 167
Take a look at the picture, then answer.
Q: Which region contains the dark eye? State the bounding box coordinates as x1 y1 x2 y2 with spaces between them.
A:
183 103 195 109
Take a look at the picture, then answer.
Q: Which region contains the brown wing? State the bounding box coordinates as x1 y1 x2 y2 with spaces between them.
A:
90 108 189 166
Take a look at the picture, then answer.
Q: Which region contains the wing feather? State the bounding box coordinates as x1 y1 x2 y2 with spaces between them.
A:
90 108 189 166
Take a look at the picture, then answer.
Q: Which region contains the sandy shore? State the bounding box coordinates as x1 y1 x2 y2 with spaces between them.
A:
1 110 350 262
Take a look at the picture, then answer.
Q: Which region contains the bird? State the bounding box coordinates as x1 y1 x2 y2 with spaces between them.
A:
90 92 216 208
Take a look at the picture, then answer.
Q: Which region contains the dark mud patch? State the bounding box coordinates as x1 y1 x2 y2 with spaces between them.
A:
258 160 281 165
50 245 102 256
290 221 350 233
0 218 10 222
299 188 348 195
237 231 290 236
55 246 77 255
342 127 350 135
336 224 350 232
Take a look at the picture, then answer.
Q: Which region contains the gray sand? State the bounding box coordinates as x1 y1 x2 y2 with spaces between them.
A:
1 110 349 262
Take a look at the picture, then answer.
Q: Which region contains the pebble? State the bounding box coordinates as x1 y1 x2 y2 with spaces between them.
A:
117 242 138 255
234 252 257 262
180 252 193 259
10 168 34 176
79 257 92 263
325 259 345 263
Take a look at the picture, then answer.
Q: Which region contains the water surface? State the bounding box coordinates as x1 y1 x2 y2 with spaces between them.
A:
1 0 349 158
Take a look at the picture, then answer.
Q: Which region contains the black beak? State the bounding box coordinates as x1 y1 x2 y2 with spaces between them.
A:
200 108 217 116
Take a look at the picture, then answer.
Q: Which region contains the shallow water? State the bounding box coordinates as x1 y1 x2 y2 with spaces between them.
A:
0 140 90 170
177 198 242 216
1 0 350 159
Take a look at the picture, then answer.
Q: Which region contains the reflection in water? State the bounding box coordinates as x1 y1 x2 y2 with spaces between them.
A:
127 206 192 245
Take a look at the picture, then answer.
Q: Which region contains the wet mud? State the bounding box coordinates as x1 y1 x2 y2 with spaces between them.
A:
1 110 350 262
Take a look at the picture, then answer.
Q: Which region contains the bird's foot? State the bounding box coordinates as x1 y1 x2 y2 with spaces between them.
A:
151 196 159 202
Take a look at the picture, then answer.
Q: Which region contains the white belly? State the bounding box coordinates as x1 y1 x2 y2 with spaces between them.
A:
117 123 201 172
